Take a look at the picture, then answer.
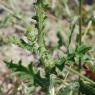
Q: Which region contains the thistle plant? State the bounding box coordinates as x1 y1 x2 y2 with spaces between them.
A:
1 0 95 95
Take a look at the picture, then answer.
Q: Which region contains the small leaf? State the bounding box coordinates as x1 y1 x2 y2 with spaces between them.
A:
57 31 65 48
67 52 75 62
76 45 92 55
55 56 66 71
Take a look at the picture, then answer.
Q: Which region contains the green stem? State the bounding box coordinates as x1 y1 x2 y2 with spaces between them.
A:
65 66 95 85
38 32 45 48
79 0 82 71
78 0 82 95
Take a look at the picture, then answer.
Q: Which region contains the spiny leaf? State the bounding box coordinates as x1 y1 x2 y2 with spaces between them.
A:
4 60 29 74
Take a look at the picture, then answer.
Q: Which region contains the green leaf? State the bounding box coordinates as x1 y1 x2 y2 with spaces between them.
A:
34 71 49 92
76 44 92 55
80 80 95 95
67 52 75 62
4 60 29 73
55 56 66 71
57 31 66 48
9 36 36 53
